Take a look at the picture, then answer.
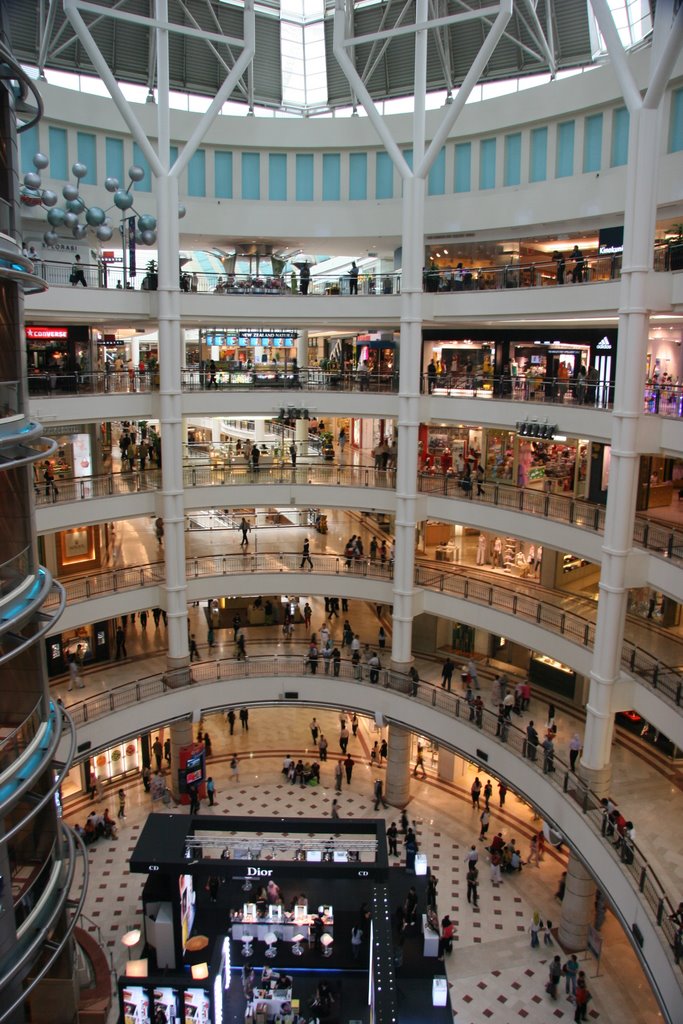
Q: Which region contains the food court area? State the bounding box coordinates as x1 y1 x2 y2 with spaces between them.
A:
120 814 450 1024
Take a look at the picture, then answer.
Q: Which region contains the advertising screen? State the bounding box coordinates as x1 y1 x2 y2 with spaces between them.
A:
179 874 196 953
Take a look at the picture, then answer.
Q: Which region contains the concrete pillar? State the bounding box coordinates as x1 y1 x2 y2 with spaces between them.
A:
437 747 454 783
539 547 558 589
168 719 194 802
253 418 266 443
385 722 411 808
558 762 611 949
297 329 308 369
295 417 309 457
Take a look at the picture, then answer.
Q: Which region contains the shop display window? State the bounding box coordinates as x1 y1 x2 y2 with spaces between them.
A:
485 430 515 482
91 740 140 783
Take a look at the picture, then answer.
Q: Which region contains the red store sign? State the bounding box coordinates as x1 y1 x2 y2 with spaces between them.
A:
26 327 69 340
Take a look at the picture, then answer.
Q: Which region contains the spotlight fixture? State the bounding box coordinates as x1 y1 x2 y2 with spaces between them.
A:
516 420 559 440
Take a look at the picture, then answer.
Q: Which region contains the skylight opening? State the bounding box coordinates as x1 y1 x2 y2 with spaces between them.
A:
589 0 652 58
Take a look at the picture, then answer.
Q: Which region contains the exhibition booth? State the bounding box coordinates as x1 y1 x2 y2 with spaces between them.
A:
119 814 452 1024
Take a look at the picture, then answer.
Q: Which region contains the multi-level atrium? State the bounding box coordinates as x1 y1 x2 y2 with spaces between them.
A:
2 0 683 1022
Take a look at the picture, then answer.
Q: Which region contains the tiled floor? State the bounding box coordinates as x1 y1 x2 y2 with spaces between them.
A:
65 702 664 1024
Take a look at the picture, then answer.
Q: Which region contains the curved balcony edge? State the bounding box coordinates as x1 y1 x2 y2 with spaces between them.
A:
0 575 66 666
0 700 75 824
0 823 88 1024
60 662 682 1021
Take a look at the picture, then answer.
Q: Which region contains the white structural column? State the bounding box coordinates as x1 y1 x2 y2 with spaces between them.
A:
385 724 412 807
580 0 683 780
64 0 255 665
559 0 683 951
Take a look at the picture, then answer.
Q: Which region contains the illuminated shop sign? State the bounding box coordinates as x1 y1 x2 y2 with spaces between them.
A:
26 327 69 340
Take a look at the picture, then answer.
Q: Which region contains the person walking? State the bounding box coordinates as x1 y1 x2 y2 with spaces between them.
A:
115 625 127 660
387 822 399 856
239 707 249 731
334 760 343 793
344 753 354 784
289 442 297 467
152 736 163 772
467 658 480 690
546 955 562 999
466 863 479 908
331 798 340 820
229 754 240 781
441 657 455 691
483 779 492 810
226 709 236 735
569 733 582 772
339 725 350 754
318 734 328 761
70 254 87 287
479 809 490 842
310 717 319 743
300 537 314 570
351 712 359 737
117 788 126 819
412 748 427 779
526 721 539 761
239 517 251 547
498 781 507 807
573 979 592 1021
471 776 482 809
563 954 580 998
529 911 542 947
349 260 359 294
207 776 216 806
380 738 388 764
67 654 85 691
373 778 388 810
189 634 200 662
332 647 341 676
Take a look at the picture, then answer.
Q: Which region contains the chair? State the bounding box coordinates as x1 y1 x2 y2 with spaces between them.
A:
241 934 254 957
291 933 305 957
320 933 334 958
264 931 278 959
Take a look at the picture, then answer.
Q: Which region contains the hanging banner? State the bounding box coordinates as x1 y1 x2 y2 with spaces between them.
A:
128 216 136 278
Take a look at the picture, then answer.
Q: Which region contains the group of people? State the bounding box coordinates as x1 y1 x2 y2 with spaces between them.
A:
600 798 636 863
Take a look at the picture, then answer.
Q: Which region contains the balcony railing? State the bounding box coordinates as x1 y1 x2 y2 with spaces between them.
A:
29 248 672 294
33 464 683 569
43 552 683 710
24 363 683 419
63 652 682 973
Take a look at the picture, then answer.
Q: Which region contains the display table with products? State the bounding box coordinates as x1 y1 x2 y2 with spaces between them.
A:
231 908 333 944
247 985 294 1021
422 914 440 957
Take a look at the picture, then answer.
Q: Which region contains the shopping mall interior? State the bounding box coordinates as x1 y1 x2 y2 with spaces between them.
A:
2 1 683 1023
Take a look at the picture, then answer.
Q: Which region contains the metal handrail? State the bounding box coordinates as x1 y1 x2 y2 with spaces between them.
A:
44 552 683 711
64 653 682 972
33 464 683 569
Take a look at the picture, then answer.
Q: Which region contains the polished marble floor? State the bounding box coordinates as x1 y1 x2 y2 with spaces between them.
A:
65 698 667 1024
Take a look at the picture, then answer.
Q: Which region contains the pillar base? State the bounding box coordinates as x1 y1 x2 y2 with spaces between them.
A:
385 721 412 808
577 761 612 800
558 852 595 951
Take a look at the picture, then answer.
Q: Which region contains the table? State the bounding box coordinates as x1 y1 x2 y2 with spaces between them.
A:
231 916 332 943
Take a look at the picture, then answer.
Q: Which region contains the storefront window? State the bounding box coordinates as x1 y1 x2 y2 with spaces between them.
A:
485 430 515 482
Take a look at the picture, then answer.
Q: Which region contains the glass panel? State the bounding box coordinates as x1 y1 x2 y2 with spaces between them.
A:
669 88 683 153
296 154 313 201
479 138 496 190
504 132 521 187
376 151 393 199
556 121 575 178
20 124 40 176
583 113 603 173
322 153 340 200
269 153 287 201
529 127 547 183
242 152 260 200
48 126 68 180
188 149 206 197
349 152 367 200
76 132 97 183
428 147 445 196
215 151 233 198
454 142 471 193
105 137 124 183
611 107 629 167
132 142 151 191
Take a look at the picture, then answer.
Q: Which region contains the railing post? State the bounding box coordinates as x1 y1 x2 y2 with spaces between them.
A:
676 682 682 706
639 868 647 893
512 596 517 614
652 663 659 689
431 689 436 706
667 534 674 560
560 613 565 634
563 772 569 793
656 899 664 925
594 506 601 531
642 523 649 549
543 494 550 518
